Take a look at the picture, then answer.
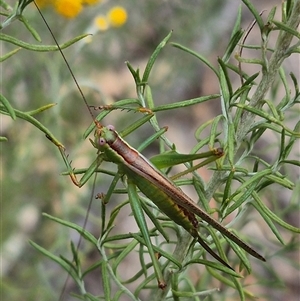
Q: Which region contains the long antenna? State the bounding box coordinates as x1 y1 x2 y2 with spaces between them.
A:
33 2 99 300
34 1 99 126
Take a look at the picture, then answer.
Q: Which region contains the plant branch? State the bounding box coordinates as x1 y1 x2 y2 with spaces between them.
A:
154 2 300 299
236 0 300 145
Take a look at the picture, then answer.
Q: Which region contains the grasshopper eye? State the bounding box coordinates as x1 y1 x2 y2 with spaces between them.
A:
99 137 106 145
107 125 115 131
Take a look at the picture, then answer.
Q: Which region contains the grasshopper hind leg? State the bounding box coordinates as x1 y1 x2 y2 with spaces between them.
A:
180 205 233 271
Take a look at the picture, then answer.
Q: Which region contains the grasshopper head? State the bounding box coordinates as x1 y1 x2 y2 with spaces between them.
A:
91 125 117 151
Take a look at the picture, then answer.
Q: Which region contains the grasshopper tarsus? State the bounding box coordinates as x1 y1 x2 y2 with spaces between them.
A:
137 107 153 114
90 105 112 111
70 173 81 187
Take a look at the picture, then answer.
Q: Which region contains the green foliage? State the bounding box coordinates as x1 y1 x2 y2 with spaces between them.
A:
1 1 299 301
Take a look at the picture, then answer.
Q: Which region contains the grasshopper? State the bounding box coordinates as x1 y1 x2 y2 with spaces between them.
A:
34 0 265 292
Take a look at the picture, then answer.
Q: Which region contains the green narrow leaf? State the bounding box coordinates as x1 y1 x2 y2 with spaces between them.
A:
29 240 80 285
222 29 244 63
193 180 211 214
138 243 148 281
193 137 212 154
0 32 89 51
231 5 242 39
235 103 300 137
232 89 249 129
277 67 290 112
206 265 235 286
126 61 142 86
222 170 235 210
0 47 21 62
18 0 34 13
280 120 300 160
145 85 155 110
227 122 236 166
152 94 220 112
227 169 273 215
84 293 102 301
290 72 299 97
264 174 294 190
226 185 256 216
272 20 300 39
1 104 64 147
208 115 224 149
82 258 104 278
232 276 246 301
42 213 98 245
219 59 232 113
106 199 129 231
223 234 252 273
186 258 239 277
70 241 80 268
0 0 11 10
131 232 182 269
252 192 300 234
281 160 300 167
242 0 264 30
171 42 219 77
26 103 56 115
150 150 219 169
19 13 41 42
225 63 259 81
262 99 281 120
112 240 139 274
140 199 169 242
285 0 293 20
195 118 215 141
142 31 172 83
137 126 167 152
127 181 165 288
119 114 153 138
0 94 16 119
171 154 224 181
123 263 155 287
266 6 277 24
251 201 285 244
101 172 121 206
134 272 158 296
206 226 230 266
101 261 111 300
231 73 259 105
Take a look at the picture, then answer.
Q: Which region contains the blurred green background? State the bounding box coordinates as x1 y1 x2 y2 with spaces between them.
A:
1 0 299 300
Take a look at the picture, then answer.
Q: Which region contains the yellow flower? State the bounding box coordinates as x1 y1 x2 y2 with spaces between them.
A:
82 0 101 5
107 6 127 27
53 0 82 18
94 15 109 31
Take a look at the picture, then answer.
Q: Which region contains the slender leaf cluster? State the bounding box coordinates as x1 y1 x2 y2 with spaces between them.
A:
1 1 299 301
